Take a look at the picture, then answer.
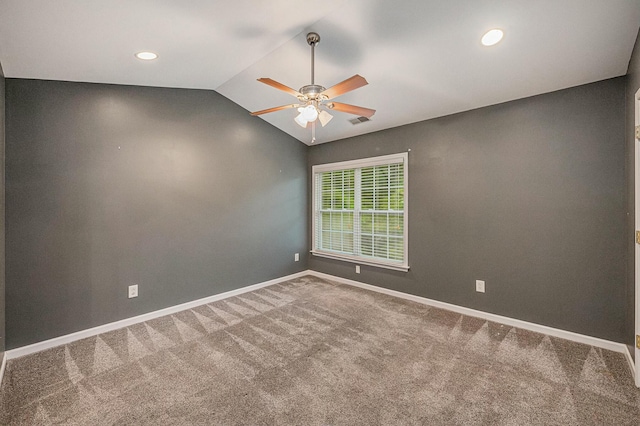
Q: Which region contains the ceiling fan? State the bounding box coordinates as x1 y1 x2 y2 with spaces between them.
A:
250 32 375 143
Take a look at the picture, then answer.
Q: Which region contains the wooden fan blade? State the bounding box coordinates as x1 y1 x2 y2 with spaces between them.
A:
250 104 299 116
320 75 368 99
257 78 302 97
328 102 376 118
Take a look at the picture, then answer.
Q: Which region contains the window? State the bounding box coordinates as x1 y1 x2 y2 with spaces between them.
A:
312 152 409 271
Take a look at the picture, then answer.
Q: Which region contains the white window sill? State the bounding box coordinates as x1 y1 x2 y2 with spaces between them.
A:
310 250 410 272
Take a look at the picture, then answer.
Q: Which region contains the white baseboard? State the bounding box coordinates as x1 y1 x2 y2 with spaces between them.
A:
5 270 310 361
0 353 6 388
308 271 634 374
623 345 635 382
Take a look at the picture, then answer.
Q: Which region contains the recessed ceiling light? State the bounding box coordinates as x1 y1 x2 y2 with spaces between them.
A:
135 51 158 60
481 29 504 46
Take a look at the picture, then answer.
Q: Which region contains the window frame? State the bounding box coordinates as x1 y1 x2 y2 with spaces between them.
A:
311 152 409 272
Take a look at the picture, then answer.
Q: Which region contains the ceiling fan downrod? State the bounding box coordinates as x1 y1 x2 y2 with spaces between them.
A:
307 32 320 85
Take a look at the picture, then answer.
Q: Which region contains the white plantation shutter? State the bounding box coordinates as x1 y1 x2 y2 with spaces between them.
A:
312 153 408 271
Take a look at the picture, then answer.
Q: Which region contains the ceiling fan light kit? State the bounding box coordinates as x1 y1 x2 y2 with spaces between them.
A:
251 32 375 143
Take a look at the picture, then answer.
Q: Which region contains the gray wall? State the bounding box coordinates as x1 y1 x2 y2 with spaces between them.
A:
309 78 627 343
0 62 5 361
626 29 640 348
5 79 307 349
2 74 630 349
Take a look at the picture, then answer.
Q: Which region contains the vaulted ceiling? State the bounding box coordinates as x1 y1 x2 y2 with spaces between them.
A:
0 0 638 144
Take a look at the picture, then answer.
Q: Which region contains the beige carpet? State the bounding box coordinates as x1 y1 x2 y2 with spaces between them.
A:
1 275 639 425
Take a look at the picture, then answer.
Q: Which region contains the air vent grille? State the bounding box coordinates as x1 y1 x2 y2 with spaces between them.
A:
349 116 371 125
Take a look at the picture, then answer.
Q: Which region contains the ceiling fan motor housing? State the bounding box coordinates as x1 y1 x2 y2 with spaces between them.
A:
299 84 327 101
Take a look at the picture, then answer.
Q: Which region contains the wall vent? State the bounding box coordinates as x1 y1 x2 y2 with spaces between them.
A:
349 116 371 125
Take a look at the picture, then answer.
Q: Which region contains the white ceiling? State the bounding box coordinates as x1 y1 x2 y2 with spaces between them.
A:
0 0 638 145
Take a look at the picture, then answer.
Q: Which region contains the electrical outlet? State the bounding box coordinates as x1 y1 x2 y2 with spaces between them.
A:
475 280 485 293
294 253 299 262
356 265 361 274
128 284 138 298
